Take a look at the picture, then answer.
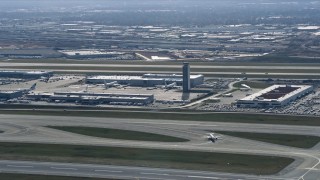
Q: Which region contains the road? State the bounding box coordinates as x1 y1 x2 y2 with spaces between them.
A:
0 114 319 179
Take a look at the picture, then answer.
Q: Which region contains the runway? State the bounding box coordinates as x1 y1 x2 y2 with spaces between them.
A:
2 68 320 78
0 114 319 179
0 160 297 180
2 62 320 79
1 62 320 70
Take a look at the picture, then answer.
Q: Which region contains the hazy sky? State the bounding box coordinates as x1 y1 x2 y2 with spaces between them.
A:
0 0 318 26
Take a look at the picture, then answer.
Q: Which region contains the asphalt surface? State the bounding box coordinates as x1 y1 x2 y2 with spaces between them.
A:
2 68 320 78
0 114 319 180
1 63 320 78
0 160 294 180
1 63 320 70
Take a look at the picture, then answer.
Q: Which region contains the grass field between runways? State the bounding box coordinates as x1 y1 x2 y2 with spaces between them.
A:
48 126 189 142
0 142 294 175
215 131 320 149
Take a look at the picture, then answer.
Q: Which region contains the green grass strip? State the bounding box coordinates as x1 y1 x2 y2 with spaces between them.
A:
215 131 320 149
0 142 293 175
48 126 189 142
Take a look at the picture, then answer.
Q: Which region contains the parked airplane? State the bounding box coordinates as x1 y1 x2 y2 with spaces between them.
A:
16 83 37 95
164 82 177 89
157 82 180 90
40 76 49 82
222 93 233 97
240 84 251 91
207 133 222 143
104 80 120 89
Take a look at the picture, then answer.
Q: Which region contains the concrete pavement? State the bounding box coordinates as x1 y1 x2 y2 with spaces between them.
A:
0 114 319 179
0 160 298 180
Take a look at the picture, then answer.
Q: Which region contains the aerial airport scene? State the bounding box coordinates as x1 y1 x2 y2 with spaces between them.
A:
0 0 320 180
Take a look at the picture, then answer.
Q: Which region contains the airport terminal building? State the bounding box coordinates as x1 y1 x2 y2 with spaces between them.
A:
0 90 25 100
0 70 53 79
27 91 154 106
86 73 204 88
237 85 313 108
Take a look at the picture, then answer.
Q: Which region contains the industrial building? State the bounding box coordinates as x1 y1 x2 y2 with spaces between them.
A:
237 85 313 108
0 70 53 79
86 73 204 88
27 92 154 105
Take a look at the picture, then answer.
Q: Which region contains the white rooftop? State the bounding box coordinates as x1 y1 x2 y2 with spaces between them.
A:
240 85 313 102
88 74 202 80
59 50 123 56
87 75 162 81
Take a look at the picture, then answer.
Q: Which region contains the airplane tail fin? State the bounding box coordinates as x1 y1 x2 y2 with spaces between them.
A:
104 80 108 89
30 83 37 90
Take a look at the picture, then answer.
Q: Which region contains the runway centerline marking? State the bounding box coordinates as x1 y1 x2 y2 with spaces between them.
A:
187 175 220 179
7 165 33 168
50 167 77 171
129 122 218 127
94 169 123 173
140 172 170 176
139 177 176 180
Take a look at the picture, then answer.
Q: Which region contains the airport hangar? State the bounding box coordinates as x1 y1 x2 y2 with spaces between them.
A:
236 85 313 108
86 73 204 88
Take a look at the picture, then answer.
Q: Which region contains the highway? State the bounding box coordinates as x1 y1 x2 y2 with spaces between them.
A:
0 114 319 179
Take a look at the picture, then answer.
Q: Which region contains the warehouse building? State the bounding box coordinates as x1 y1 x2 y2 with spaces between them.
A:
0 70 53 79
27 92 154 105
237 85 313 108
86 73 204 88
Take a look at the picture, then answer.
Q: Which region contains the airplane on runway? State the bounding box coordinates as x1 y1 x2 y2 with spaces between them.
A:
207 133 222 143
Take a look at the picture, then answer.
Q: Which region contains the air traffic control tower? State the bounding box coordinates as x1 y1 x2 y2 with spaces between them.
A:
183 62 190 92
